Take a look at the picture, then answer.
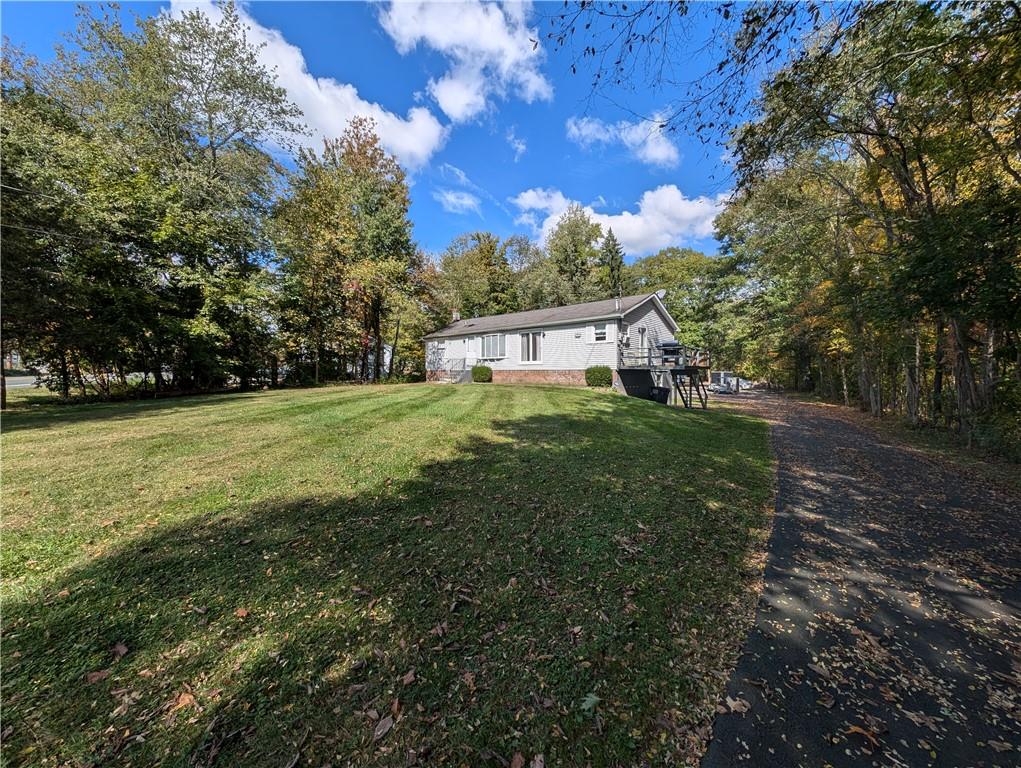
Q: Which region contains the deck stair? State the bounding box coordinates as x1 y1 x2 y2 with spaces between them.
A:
670 366 709 409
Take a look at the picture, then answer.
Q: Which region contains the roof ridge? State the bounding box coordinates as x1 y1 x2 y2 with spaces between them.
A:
423 292 664 340
457 292 653 321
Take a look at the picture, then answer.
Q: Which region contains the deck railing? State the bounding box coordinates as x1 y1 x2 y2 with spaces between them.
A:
618 345 710 370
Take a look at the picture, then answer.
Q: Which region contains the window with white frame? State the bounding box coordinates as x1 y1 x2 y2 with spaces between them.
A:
481 333 506 359
592 322 608 342
520 331 542 363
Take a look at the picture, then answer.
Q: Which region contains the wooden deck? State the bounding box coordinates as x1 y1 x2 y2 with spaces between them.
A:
618 344 711 409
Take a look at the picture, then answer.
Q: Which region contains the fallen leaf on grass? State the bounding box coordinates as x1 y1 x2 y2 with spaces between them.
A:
172 692 197 711
846 725 880 748
817 692 835 709
530 755 545 768
402 669 416 686
807 663 831 680
234 608 249 618
725 696 751 713
989 741 1013 753
903 710 941 733
112 642 128 660
580 692 601 714
372 715 393 742
86 669 111 684
510 753 525 768
429 621 448 637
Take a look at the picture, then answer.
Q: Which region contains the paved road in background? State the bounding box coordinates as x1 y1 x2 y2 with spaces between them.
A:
703 394 1020 768
4 376 38 389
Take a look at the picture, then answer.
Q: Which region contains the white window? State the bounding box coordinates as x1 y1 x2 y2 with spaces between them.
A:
520 331 542 363
481 334 506 359
592 322 608 342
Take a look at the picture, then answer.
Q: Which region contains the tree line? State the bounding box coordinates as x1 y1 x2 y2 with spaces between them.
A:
553 1 1020 456
0 3 677 408
4 2 1018 459
714 3 1020 454
1 3 427 406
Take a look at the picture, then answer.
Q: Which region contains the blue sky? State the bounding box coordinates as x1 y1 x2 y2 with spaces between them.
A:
2 1 734 259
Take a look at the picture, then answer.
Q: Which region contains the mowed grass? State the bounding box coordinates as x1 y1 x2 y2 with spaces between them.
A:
1 384 772 767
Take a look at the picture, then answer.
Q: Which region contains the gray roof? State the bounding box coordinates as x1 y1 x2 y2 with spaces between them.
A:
423 293 664 340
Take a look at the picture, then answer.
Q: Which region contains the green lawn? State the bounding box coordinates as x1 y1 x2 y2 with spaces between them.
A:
1 384 772 767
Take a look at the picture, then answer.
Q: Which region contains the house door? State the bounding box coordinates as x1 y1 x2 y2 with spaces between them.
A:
633 326 649 365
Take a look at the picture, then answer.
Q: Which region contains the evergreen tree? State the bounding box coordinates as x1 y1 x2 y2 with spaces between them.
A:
600 228 626 297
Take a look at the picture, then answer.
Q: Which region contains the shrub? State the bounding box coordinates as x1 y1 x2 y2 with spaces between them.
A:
471 365 493 383
585 365 613 387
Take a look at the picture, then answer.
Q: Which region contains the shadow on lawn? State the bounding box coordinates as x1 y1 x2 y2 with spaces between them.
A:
2 396 772 768
1 389 271 433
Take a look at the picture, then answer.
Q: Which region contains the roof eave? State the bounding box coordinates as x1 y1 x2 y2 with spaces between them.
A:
422 310 630 341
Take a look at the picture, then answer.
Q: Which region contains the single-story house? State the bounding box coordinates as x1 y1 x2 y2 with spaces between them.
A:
423 291 690 395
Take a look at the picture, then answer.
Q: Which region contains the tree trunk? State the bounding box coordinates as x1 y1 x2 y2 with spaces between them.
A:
857 349 870 413
388 317 400 379
371 295 384 381
154 356 164 397
270 355 279 388
314 332 321 386
840 358 850 406
0 333 6 411
59 350 70 399
906 330 921 425
933 317 945 424
949 316 979 437
982 324 997 408
71 355 87 397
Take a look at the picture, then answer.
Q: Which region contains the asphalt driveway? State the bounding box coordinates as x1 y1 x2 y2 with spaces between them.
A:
703 395 1020 767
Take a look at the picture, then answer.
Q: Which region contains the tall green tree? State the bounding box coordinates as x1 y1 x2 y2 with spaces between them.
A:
1 2 303 399
436 232 518 320
337 117 417 380
600 228 625 297
545 203 603 303
273 117 416 383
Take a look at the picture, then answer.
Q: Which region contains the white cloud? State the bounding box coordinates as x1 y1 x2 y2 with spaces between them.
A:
566 115 680 168
169 1 448 170
506 127 527 161
509 187 572 217
433 188 482 215
428 66 488 123
379 1 552 123
440 163 473 187
510 185 726 254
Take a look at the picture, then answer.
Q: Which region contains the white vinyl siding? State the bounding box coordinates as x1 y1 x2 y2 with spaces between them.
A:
427 319 618 372
520 331 542 363
622 299 676 354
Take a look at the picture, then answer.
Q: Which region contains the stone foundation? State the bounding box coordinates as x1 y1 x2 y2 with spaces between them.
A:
492 369 587 386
